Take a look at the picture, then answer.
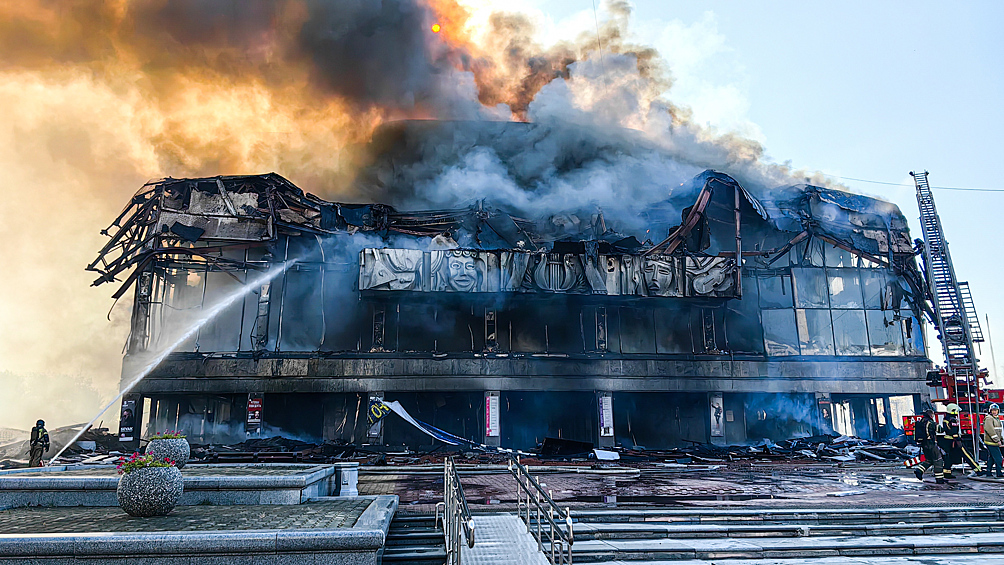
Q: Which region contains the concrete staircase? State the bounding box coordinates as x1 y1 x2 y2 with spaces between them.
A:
383 512 447 565
558 506 1004 563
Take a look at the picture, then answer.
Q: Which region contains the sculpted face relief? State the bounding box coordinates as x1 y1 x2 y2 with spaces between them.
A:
447 255 478 292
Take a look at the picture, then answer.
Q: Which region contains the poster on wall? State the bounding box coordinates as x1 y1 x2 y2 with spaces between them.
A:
118 399 137 441
710 393 724 437
599 394 614 437
485 392 500 438
817 397 834 432
246 396 263 435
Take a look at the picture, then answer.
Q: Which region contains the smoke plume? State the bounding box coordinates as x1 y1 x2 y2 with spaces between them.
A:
0 0 836 429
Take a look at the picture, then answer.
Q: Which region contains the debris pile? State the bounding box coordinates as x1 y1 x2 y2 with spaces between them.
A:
190 438 358 464
0 424 121 468
0 429 919 470
605 434 918 464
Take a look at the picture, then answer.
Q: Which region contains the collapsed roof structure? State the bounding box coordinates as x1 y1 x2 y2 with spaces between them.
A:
88 170 926 315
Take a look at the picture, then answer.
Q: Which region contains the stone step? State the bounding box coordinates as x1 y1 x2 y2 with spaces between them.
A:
567 520 1004 540
391 514 439 526
586 555 994 565
381 545 448 564
569 506 1004 526
570 531 1004 562
386 528 445 546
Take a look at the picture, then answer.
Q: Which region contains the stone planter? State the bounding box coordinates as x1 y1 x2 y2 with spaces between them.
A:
147 438 190 469
117 466 183 517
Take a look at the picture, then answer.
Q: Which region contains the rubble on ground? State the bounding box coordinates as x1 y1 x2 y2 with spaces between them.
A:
0 424 122 468
0 429 920 469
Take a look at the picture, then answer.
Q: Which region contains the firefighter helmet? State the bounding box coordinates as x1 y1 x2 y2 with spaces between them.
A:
946 403 962 414
991 403 1000 413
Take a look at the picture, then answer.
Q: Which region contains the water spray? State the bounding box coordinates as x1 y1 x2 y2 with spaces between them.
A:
48 259 300 465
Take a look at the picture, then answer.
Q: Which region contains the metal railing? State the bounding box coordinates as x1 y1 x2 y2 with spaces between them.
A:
508 454 574 564
436 457 475 565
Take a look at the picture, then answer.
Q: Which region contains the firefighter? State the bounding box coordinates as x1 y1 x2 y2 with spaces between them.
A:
937 404 981 477
914 405 946 483
28 419 49 467
983 404 1004 478
938 405 959 478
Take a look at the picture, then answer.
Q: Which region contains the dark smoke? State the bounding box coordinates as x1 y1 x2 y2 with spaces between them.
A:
300 0 467 113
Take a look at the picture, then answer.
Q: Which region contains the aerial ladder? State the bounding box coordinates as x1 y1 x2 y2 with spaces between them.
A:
908 171 991 459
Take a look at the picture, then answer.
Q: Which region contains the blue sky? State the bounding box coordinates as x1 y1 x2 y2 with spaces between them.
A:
523 0 1004 377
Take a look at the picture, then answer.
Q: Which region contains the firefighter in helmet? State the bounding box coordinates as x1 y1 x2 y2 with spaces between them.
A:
28 419 49 467
914 405 946 483
939 403 983 477
938 404 967 478
983 403 1004 478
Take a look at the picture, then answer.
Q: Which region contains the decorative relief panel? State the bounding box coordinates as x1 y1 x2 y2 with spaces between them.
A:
685 256 737 297
359 249 738 298
359 249 424 291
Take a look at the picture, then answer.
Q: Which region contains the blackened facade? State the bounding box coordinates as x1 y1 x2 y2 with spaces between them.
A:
92 144 931 450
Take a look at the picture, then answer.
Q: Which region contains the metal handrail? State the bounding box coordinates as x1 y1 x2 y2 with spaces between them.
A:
436 457 475 565
507 453 574 564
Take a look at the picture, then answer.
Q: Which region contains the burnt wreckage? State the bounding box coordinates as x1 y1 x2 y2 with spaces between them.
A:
91 154 931 450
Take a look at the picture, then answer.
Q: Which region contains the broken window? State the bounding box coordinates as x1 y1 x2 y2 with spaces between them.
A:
619 307 657 354
902 315 926 356
320 268 364 352
827 269 863 309
432 303 481 352
195 271 244 352
866 310 905 356
655 304 694 354
792 268 829 308
796 309 834 355
158 266 205 352
830 309 869 356
859 257 883 269
543 303 582 354
725 275 764 354
758 274 793 309
825 244 858 268
861 270 887 309
507 304 546 352
788 239 825 267
398 303 436 351
762 309 799 356
277 268 324 352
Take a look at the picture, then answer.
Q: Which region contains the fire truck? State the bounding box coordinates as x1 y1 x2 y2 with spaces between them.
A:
902 172 998 445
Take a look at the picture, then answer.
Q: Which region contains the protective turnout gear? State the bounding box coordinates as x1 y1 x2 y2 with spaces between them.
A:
937 412 981 477
984 408 1004 478
938 413 959 478
914 412 945 483
28 422 50 468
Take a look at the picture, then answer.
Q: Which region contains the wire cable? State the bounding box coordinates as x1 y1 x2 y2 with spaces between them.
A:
836 176 1004 193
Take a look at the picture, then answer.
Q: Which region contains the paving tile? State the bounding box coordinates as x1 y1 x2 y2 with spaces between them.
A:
0 499 370 534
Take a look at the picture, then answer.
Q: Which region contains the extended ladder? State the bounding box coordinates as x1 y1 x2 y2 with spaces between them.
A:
911 171 983 410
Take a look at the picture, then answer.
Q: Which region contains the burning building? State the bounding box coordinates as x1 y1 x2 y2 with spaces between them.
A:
91 120 930 451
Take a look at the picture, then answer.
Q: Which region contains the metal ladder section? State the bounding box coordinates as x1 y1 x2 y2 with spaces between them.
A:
959 282 985 342
911 171 982 392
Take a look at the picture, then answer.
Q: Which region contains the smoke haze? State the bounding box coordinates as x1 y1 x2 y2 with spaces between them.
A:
0 0 838 430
